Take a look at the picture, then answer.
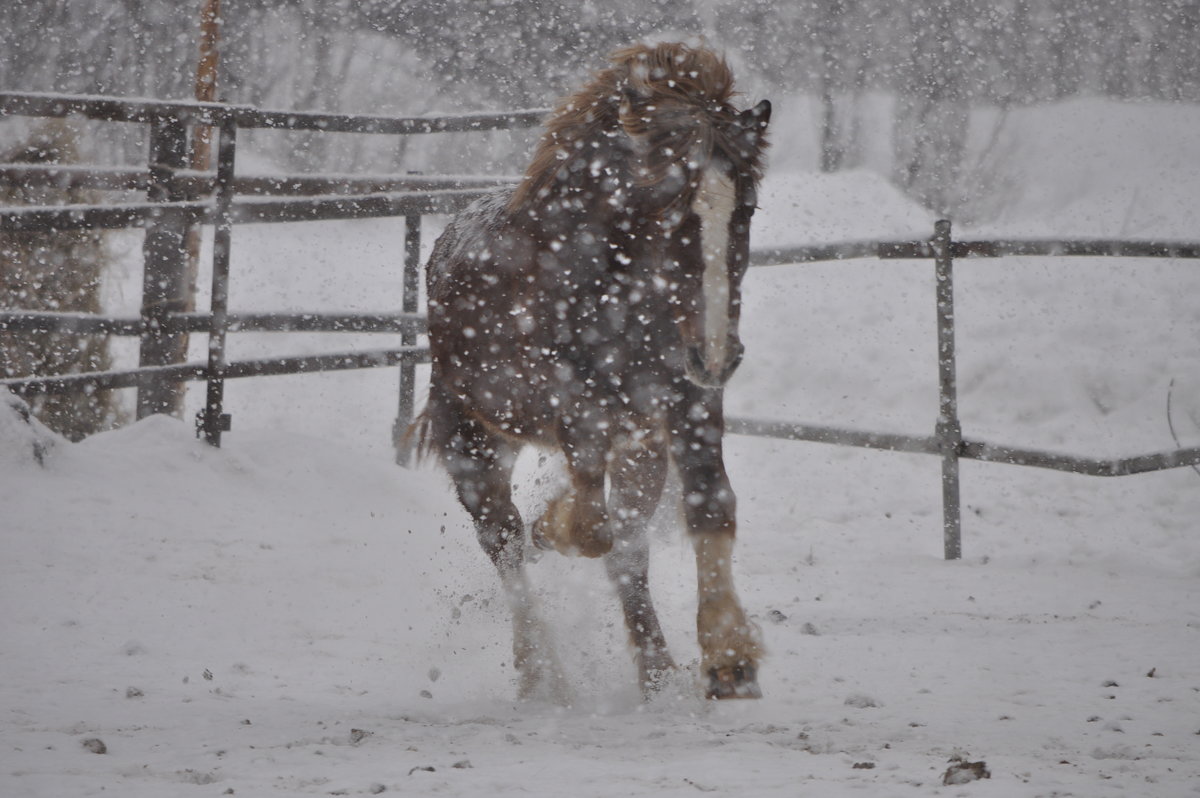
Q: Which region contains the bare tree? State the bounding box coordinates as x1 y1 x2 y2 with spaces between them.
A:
892 0 971 216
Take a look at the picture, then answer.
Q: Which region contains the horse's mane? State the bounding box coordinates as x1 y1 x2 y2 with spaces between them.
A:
508 42 764 216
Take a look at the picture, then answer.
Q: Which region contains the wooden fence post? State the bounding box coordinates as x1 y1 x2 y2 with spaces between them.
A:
198 114 237 446
933 218 963 559
393 212 421 465
137 114 189 418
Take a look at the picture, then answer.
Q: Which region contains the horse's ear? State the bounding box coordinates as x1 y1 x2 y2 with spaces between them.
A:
752 99 772 127
732 100 771 160
738 100 771 137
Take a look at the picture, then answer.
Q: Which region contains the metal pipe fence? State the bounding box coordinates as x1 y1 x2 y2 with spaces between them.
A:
738 222 1200 558
3 91 1199 558
1 90 543 447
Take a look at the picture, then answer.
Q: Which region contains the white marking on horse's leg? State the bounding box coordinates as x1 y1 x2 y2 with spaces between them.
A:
498 567 572 705
531 486 576 555
693 532 762 697
693 166 736 375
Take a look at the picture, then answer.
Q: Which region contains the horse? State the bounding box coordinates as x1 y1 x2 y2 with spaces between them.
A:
416 41 771 701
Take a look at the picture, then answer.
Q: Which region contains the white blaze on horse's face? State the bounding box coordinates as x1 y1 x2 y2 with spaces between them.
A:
691 164 738 383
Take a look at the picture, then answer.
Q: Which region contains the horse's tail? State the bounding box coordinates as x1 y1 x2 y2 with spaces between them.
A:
404 382 452 465
404 409 434 464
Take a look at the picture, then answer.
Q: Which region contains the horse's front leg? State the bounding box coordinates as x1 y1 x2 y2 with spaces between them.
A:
668 388 762 699
607 431 675 694
533 413 614 558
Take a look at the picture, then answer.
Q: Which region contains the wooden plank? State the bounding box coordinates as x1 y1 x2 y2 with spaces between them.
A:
0 312 144 335
932 219 963 560
186 311 428 334
234 106 547 135
959 439 1200 477
726 415 1200 477
0 165 517 200
0 311 429 336
0 201 208 232
0 189 492 232
751 238 1200 268
725 416 940 455
219 173 515 197
220 347 429 379
1 92 546 137
199 116 239 445
137 115 191 419
229 189 487 224
0 164 148 192
0 347 430 395
0 91 229 126
953 239 1200 259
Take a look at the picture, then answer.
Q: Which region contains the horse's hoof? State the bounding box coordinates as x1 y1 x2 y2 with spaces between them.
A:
706 664 762 699
640 665 677 698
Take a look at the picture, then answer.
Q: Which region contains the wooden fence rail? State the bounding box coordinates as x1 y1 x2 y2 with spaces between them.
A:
0 164 516 197
3 91 1199 559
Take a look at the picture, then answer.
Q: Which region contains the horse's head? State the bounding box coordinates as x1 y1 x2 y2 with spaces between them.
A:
658 100 771 389
511 41 770 389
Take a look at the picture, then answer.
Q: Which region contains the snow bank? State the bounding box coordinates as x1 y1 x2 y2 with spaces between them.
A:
4 395 1199 797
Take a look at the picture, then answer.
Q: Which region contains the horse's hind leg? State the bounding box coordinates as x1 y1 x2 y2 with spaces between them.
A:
606 433 675 695
438 410 570 704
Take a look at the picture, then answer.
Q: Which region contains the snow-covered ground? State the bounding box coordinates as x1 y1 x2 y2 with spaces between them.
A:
4 98 1200 797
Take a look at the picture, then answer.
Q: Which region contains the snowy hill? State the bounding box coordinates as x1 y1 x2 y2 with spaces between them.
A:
3 98 1200 796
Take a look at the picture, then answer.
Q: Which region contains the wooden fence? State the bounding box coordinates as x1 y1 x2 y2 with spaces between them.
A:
0 90 541 450
3 91 1199 560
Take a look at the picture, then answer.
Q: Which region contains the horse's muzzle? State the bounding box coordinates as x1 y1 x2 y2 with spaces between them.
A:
684 339 745 388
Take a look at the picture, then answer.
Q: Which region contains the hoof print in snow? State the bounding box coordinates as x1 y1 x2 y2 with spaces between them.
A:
452 760 473 769
81 738 107 754
177 770 218 785
800 622 820 636
942 759 990 785
851 761 875 770
368 783 387 794
121 640 147 656
843 693 881 709
125 686 144 698
349 728 372 745
766 609 788 624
